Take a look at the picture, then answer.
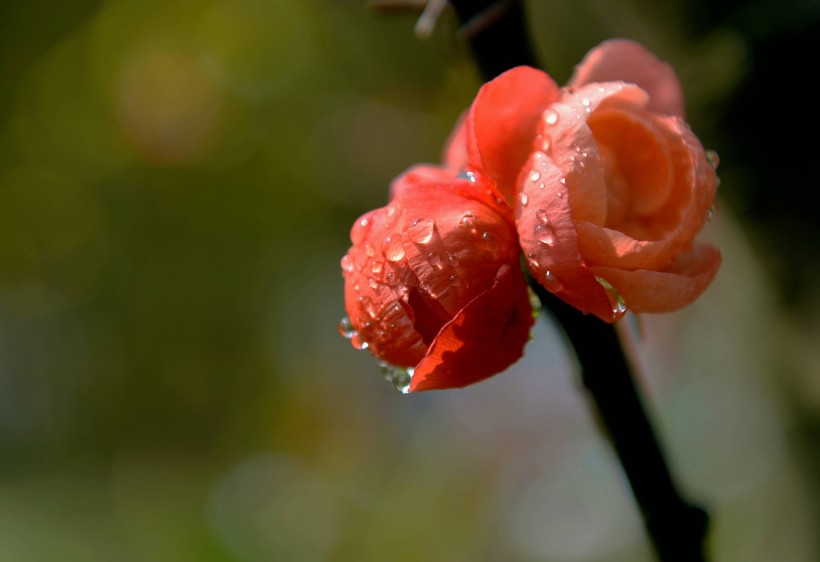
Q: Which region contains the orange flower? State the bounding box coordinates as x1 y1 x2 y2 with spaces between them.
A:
460 39 720 322
340 167 533 392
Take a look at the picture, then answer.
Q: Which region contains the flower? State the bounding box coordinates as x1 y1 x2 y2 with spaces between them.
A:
340 167 533 392
457 39 721 321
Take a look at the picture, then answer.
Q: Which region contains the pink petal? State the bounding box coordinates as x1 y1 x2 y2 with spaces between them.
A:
516 148 614 322
591 244 721 313
569 38 686 118
409 264 533 391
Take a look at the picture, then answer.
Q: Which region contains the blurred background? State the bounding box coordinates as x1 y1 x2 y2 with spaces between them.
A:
0 0 818 560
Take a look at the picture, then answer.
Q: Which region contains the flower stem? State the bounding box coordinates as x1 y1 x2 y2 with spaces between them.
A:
533 285 709 562
446 1 711 559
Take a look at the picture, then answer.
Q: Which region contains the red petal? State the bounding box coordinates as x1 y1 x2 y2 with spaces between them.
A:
466 66 560 203
569 39 685 118
409 264 533 391
591 245 721 313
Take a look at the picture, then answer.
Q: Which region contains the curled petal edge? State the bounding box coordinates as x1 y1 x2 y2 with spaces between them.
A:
409 264 534 392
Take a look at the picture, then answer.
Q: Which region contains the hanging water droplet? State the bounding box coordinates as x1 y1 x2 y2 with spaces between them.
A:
338 316 356 339
460 213 477 232
351 217 371 244
519 193 529 206
596 276 628 321
340 254 354 272
409 217 435 244
544 109 559 125
379 361 414 394
381 235 405 262
535 209 548 223
529 170 541 182
457 170 476 183
534 223 556 246
706 150 720 169
448 253 459 267
350 333 368 350
427 251 443 269
543 270 563 292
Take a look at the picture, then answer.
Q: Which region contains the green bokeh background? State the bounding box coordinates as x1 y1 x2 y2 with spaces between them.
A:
1 1 819 560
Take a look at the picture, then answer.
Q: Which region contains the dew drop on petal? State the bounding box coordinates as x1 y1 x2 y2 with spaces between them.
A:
706 150 720 169
596 276 628 321
460 213 477 232
338 316 356 339
381 235 405 262
482 231 496 247
543 270 563 292
371 260 384 274
581 97 591 112
529 170 541 182
534 223 556 246
409 218 435 244
350 332 368 350
457 170 476 183
544 109 559 125
369 278 379 290
535 209 548 223
519 193 529 206
340 254 354 273
365 243 375 257
358 295 378 319
447 253 459 267
351 218 370 245
427 251 443 269
559 177 567 186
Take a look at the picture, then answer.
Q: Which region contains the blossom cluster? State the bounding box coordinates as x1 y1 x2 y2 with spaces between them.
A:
340 40 720 392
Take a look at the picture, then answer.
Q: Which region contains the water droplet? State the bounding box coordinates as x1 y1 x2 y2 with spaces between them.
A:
338 316 355 339
460 213 477 232
543 270 563 292
351 217 371 244
538 183 545 190
379 361 414 394
557 191 564 199
350 333 368 350
365 243 375 257
358 295 378 319
529 170 541 182
544 109 559 125
340 254 354 272
457 170 476 183
581 97 591 112
427 251 443 269
535 209 548 223
449 274 460 285
540 135 552 152
533 151 546 161
534 223 556 246
559 177 567 186
481 231 496 247
409 218 435 244
596 276 627 321
706 150 720 169
369 278 379 290
447 253 459 267
381 235 405 262
386 206 397 218
519 193 529 206
371 260 384 274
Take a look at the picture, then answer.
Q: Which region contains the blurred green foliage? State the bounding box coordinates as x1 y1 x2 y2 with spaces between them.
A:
0 0 818 561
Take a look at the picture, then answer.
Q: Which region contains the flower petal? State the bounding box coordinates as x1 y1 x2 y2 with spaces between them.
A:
466 66 560 202
591 244 721 313
574 115 718 270
516 148 614 322
569 38 685 118
409 264 533 391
